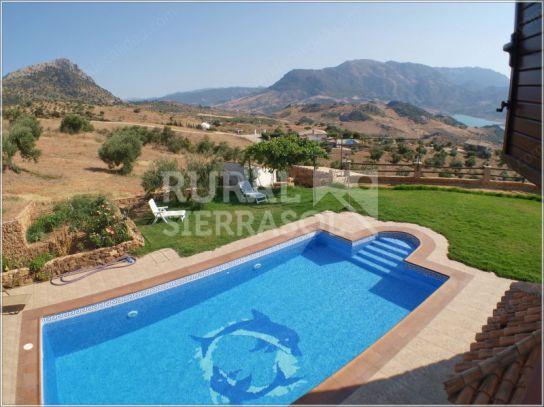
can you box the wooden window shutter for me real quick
[502,2,542,187]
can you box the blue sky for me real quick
[3,2,515,99]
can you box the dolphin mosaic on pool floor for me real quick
[192,310,303,404]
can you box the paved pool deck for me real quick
[1,211,513,404]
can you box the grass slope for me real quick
[134,187,541,282]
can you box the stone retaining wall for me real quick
[1,202,51,266]
[289,165,539,193]
[41,217,144,277]
[1,268,31,289]
[2,202,145,287]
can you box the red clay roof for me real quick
[444,282,541,404]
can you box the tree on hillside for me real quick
[98,131,142,174]
[244,135,327,180]
[369,146,384,162]
[416,142,427,157]
[390,153,401,164]
[465,155,477,167]
[2,115,42,172]
[60,113,94,134]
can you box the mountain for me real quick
[220,59,509,119]
[156,86,265,106]
[2,58,120,104]
[434,66,509,89]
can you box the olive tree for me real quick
[2,115,42,172]
[60,113,93,134]
[98,131,142,174]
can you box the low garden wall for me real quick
[41,217,144,277]
[2,201,145,288]
[289,165,539,193]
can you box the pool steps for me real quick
[350,236,436,288]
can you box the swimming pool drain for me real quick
[127,310,138,318]
[253,263,262,270]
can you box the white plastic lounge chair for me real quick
[238,181,268,204]
[148,199,187,224]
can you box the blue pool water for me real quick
[42,232,446,405]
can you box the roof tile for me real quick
[444,282,541,404]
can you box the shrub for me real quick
[477,149,492,160]
[465,156,477,167]
[26,211,67,243]
[185,156,223,209]
[450,159,463,168]
[390,153,401,164]
[141,159,182,195]
[432,141,444,152]
[397,143,410,155]
[196,136,215,154]
[36,270,53,282]
[83,199,130,248]
[166,136,191,153]
[2,255,21,272]
[29,252,54,274]
[60,113,94,134]
[98,131,142,174]
[416,143,427,156]
[34,106,45,117]
[369,146,384,162]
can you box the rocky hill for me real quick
[2,58,120,105]
[220,59,509,120]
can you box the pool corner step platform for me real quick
[350,235,434,287]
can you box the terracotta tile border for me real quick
[15,220,472,405]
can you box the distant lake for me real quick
[452,114,505,129]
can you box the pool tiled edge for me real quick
[41,231,318,326]
[15,216,473,405]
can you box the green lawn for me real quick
[134,186,541,283]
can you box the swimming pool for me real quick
[41,231,446,405]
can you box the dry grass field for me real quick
[2,117,252,220]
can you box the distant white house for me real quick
[299,128,328,142]
[200,122,211,130]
